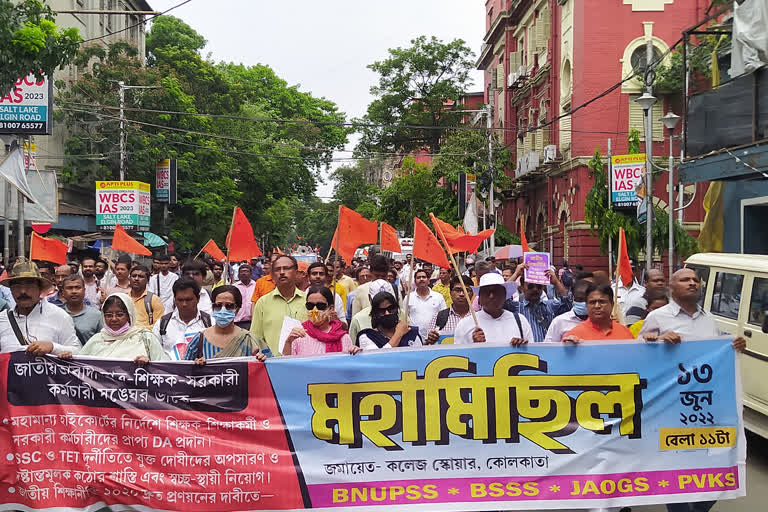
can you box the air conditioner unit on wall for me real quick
[543,145,558,164]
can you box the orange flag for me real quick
[520,218,531,253]
[617,227,633,286]
[226,207,263,261]
[112,225,152,256]
[30,232,69,265]
[380,222,401,253]
[430,213,494,254]
[201,239,226,261]
[413,217,449,268]
[331,205,378,263]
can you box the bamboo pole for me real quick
[612,229,622,320]
[403,257,415,325]
[429,213,479,328]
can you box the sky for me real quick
[149,0,485,199]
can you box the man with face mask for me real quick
[544,279,592,343]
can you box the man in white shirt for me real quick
[407,269,446,338]
[181,260,212,314]
[81,256,102,307]
[544,279,591,343]
[455,272,534,345]
[153,278,211,360]
[615,270,645,318]
[0,260,80,355]
[639,268,745,512]
[148,253,179,312]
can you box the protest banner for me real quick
[95,181,151,231]
[0,339,745,511]
[523,251,550,285]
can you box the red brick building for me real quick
[477,0,708,271]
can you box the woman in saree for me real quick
[61,292,167,363]
[184,285,268,364]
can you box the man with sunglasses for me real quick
[250,255,308,356]
[307,262,347,329]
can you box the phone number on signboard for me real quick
[0,122,45,130]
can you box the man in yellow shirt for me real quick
[250,255,307,356]
[333,259,357,294]
[128,264,164,328]
[431,267,453,307]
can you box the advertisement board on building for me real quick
[156,159,170,201]
[610,153,646,207]
[95,181,151,231]
[0,73,53,135]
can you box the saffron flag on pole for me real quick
[29,232,69,265]
[380,222,401,253]
[226,207,262,261]
[617,227,634,286]
[112,224,152,256]
[331,205,378,263]
[201,239,226,261]
[413,217,450,268]
[520,217,531,253]
[430,213,494,254]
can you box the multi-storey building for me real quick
[1,1,153,237]
[478,0,709,270]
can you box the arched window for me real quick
[620,36,669,93]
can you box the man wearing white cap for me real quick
[454,273,534,345]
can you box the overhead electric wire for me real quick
[77,0,194,44]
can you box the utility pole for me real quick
[486,103,495,254]
[116,82,162,181]
[607,138,613,278]
[119,81,125,181]
[17,137,28,258]
[640,39,656,273]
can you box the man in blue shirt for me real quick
[504,265,571,342]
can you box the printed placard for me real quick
[523,252,551,285]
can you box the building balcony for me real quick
[686,67,768,158]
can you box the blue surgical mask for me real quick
[211,308,236,327]
[573,301,587,317]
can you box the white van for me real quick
[684,253,768,439]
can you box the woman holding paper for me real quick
[184,285,269,363]
[283,286,359,356]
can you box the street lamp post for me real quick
[635,92,657,273]
[661,111,681,278]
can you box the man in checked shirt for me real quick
[425,276,475,345]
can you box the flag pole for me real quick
[194,240,211,261]
[403,254,415,325]
[429,213,479,328]
[224,208,236,285]
[612,229,622,320]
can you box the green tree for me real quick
[584,129,697,262]
[433,128,513,194]
[0,0,80,95]
[358,36,474,155]
[56,17,348,250]
[378,157,459,234]
[330,163,381,211]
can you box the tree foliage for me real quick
[357,36,474,155]
[584,129,698,262]
[0,0,80,95]
[56,16,347,250]
[433,129,513,194]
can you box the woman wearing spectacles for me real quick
[356,291,422,350]
[184,285,269,364]
[283,286,359,356]
[60,293,167,363]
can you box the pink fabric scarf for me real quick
[301,319,345,353]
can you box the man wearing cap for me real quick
[454,273,534,345]
[0,260,80,355]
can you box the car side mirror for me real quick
[763,314,768,334]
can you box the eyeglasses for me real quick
[374,305,398,315]
[212,303,237,311]
[104,312,128,320]
[305,302,329,311]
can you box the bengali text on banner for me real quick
[0,339,746,511]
